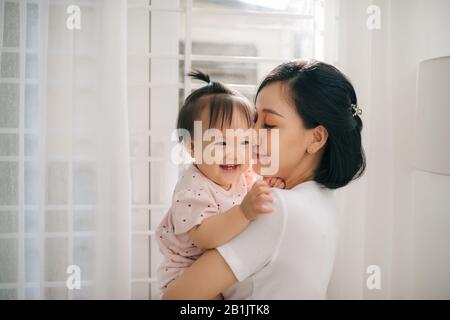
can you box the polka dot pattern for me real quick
[155,164,249,291]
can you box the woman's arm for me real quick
[164,188,285,300]
[162,249,237,300]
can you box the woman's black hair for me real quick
[177,70,253,141]
[256,60,366,189]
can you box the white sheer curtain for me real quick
[328,0,450,299]
[0,0,131,299]
[2,0,450,301]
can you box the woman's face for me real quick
[253,82,326,189]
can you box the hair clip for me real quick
[351,104,363,117]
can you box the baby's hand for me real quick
[239,180,273,221]
[263,177,286,189]
[244,166,256,190]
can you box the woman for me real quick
[162,60,366,299]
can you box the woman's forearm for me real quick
[162,249,237,300]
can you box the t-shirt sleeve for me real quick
[217,188,286,282]
[171,188,219,235]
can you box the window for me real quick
[0,0,99,299]
[0,0,333,300]
[126,0,330,299]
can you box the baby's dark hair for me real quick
[177,70,254,142]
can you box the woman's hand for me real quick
[263,177,286,189]
[239,180,273,221]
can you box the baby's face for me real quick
[193,112,252,190]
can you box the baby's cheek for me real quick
[240,163,251,173]
[235,144,251,164]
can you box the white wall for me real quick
[328,0,450,299]
[389,0,450,299]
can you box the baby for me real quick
[156,71,284,298]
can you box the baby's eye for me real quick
[240,140,250,146]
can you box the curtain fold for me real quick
[94,0,131,299]
[327,0,396,300]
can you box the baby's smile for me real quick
[219,164,241,173]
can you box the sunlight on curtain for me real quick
[0,0,131,299]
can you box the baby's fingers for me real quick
[254,179,269,187]
[262,177,275,187]
[257,192,273,203]
[269,177,278,187]
[252,181,272,196]
[262,176,285,189]
[273,178,286,189]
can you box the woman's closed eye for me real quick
[263,123,276,129]
[214,141,226,146]
[254,113,277,129]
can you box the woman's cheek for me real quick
[280,130,299,165]
[265,131,274,157]
[270,129,284,159]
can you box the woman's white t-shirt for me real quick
[218,181,338,300]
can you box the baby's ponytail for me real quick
[188,70,211,84]
[176,70,254,143]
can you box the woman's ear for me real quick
[307,125,328,154]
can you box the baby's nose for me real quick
[224,147,237,162]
